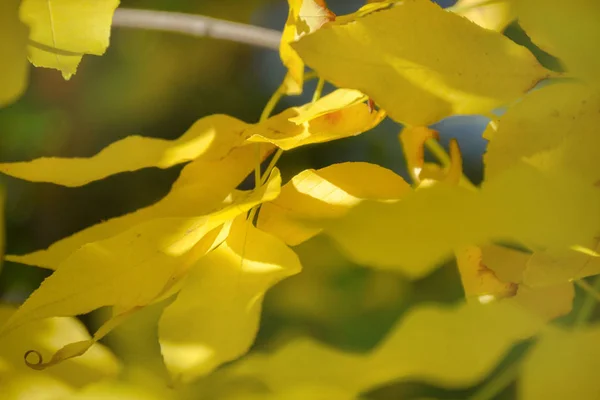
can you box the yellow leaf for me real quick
[0,373,73,400]
[480,243,530,283]
[288,89,367,123]
[0,306,119,387]
[0,114,255,187]
[280,0,335,94]
[521,325,600,400]
[456,245,574,320]
[484,82,600,187]
[0,0,28,108]
[399,126,439,183]
[455,245,518,302]
[246,89,385,150]
[1,170,281,334]
[514,0,600,87]
[20,0,120,79]
[325,164,600,278]
[292,0,549,125]
[6,132,272,270]
[258,162,410,246]
[365,301,544,388]
[233,337,368,396]
[234,301,545,395]
[452,0,514,31]
[522,242,600,287]
[159,216,301,383]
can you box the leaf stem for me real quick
[112,8,281,50]
[574,275,600,326]
[312,77,326,103]
[260,149,284,186]
[254,84,286,188]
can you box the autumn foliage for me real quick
[0,0,599,399]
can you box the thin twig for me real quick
[112,8,282,50]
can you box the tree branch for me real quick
[112,8,282,50]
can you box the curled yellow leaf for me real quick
[246,89,385,150]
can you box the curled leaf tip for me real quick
[24,349,45,370]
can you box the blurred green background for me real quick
[0,1,567,398]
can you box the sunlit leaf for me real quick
[159,217,301,383]
[521,325,600,400]
[293,0,549,125]
[484,82,600,187]
[456,245,574,320]
[0,0,28,108]
[258,162,410,246]
[280,0,335,94]
[514,0,600,87]
[399,126,439,184]
[1,170,281,334]
[325,164,600,278]
[452,0,514,31]
[246,89,385,150]
[455,245,518,302]
[0,115,254,187]
[6,129,272,270]
[20,0,120,79]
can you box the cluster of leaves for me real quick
[1,0,599,399]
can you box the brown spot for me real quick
[324,110,343,125]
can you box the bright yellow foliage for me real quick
[159,217,301,383]
[514,0,600,87]
[247,89,385,150]
[2,0,600,396]
[1,171,280,334]
[258,162,410,246]
[20,0,120,79]
[0,115,255,187]
[484,82,600,187]
[293,0,549,125]
[453,0,514,31]
[0,0,28,108]
[280,0,335,94]
[325,164,600,278]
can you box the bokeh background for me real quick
[0,1,565,398]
